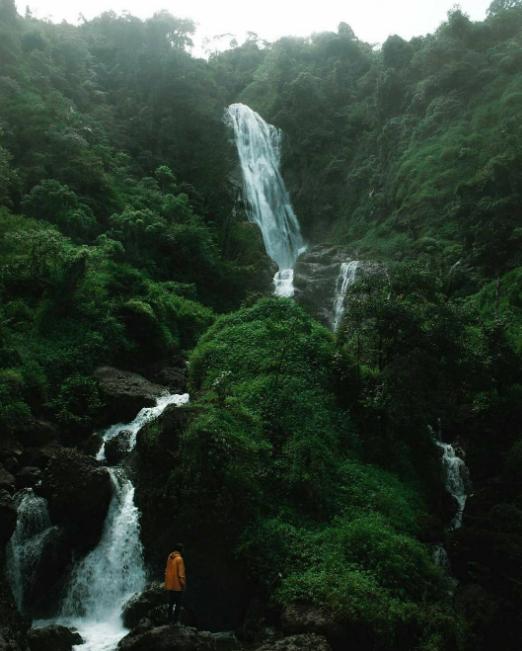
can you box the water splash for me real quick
[59,470,146,622]
[226,103,305,295]
[32,393,189,650]
[6,490,53,613]
[332,261,359,331]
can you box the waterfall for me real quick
[226,103,305,297]
[435,439,470,529]
[6,490,54,613]
[31,392,189,651]
[331,260,359,331]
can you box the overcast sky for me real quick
[15,0,493,53]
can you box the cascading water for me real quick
[31,392,189,651]
[331,260,359,331]
[226,103,305,297]
[435,439,470,529]
[6,490,54,613]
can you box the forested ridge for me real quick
[0,0,521,650]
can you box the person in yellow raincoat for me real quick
[164,544,186,623]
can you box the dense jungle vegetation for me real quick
[1,0,521,649]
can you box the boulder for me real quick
[254,634,332,651]
[281,604,343,639]
[0,564,29,651]
[0,465,15,493]
[20,444,62,471]
[105,430,132,466]
[94,366,167,424]
[27,526,73,618]
[27,625,83,651]
[118,625,224,651]
[122,583,166,629]
[16,466,42,489]
[39,448,112,551]
[17,419,58,448]
[0,490,17,544]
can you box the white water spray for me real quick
[332,261,359,331]
[31,393,189,651]
[226,103,305,296]
[435,439,470,529]
[6,490,54,613]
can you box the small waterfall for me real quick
[31,393,189,651]
[331,260,359,331]
[6,490,54,613]
[435,439,470,529]
[226,103,305,296]
[97,392,189,461]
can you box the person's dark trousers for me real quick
[167,590,183,623]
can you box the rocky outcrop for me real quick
[253,634,332,651]
[39,448,112,551]
[105,430,132,466]
[94,366,167,424]
[0,490,17,545]
[16,419,58,448]
[27,625,83,651]
[0,557,28,651]
[122,583,166,629]
[281,604,343,640]
[15,467,42,490]
[118,625,239,651]
[0,465,15,493]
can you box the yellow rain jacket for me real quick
[164,551,186,591]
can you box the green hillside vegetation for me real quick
[0,0,521,649]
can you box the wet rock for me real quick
[253,634,331,651]
[105,430,132,465]
[0,465,15,493]
[118,625,222,651]
[27,625,83,651]
[281,604,343,639]
[94,366,167,425]
[28,526,73,618]
[39,448,112,551]
[16,466,42,489]
[122,583,166,629]
[0,562,28,651]
[0,490,17,544]
[82,434,103,457]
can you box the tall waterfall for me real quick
[6,490,54,613]
[226,103,305,297]
[29,392,189,651]
[332,261,359,331]
[435,439,470,529]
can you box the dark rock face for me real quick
[27,526,73,618]
[0,558,28,651]
[16,466,42,490]
[17,419,58,448]
[94,366,167,425]
[294,245,354,327]
[105,430,132,466]
[122,583,166,629]
[39,448,112,551]
[253,634,332,651]
[118,625,237,651]
[27,625,83,651]
[281,604,343,640]
[145,360,188,394]
[0,465,16,493]
[0,491,17,545]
